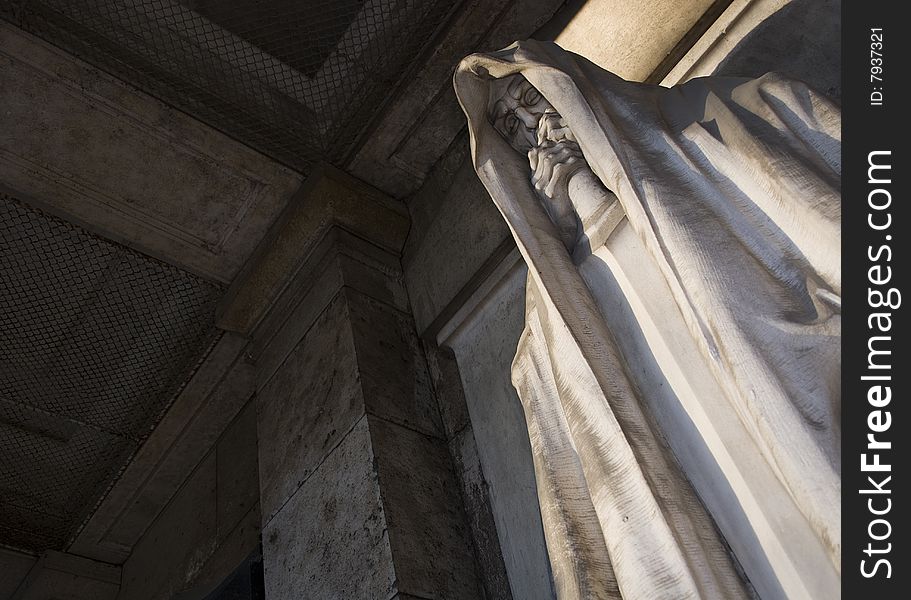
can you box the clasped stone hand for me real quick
[527,110,585,248]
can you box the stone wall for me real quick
[236,166,485,600]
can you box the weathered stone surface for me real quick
[421,333,515,599]
[423,339,513,599]
[449,425,514,600]
[261,417,396,600]
[369,416,481,599]
[347,289,442,438]
[250,239,351,390]
[250,186,486,598]
[256,293,363,523]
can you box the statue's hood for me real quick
[452,40,672,279]
[452,40,841,295]
[451,41,665,335]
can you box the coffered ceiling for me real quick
[2,0,461,171]
[0,196,221,553]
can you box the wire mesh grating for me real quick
[0,195,222,553]
[1,0,462,172]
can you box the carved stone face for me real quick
[487,75,552,153]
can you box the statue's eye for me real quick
[524,87,541,105]
[504,114,518,134]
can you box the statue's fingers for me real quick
[545,161,573,198]
[560,145,583,163]
[554,146,578,165]
[532,151,550,190]
[541,113,563,140]
[534,166,550,191]
[538,146,575,192]
[556,117,577,142]
[538,145,555,164]
[551,126,571,141]
[540,113,553,131]
[538,151,559,190]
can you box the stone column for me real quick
[218,165,482,600]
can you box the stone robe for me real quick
[454,40,840,599]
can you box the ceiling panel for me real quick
[0,196,221,552]
[1,0,461,171]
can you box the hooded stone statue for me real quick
[453,40,840,599]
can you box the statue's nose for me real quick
[515,106,538,129]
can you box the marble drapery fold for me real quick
[454,40,840,599]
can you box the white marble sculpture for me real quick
[454,40,840,599]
